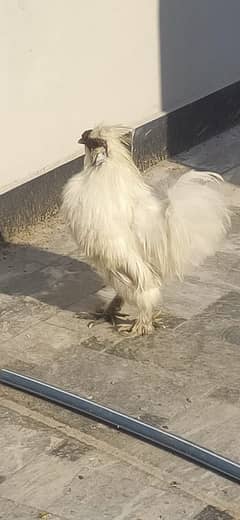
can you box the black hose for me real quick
[0,368,239,483]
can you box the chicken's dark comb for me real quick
[78,129,92,144]
[78,129,108,154]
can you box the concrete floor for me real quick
[1,125,240,520]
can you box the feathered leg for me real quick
[117,307,154,337]
[117,287,160,337]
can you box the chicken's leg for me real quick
[76,295,128,328]
[117,308,172,336]
[116,287,161,337]
[117,315,153,336]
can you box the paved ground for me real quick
[1,125,240,520]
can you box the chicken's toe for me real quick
[117,319,153,337]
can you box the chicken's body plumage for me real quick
[62,126,230,336]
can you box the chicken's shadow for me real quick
[0,241,103,313]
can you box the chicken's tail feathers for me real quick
[166,169,231,278]
[172,169,224,186]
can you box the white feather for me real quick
[62,125,231,334]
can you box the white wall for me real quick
[1,0,240,193]
[0,0,160,193]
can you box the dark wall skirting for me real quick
[133,80,240,170]
[0,156,84,241]
[1,80,240,239]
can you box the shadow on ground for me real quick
[0,241,103,313]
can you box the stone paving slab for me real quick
[174,125,240,174]
[0,497,64,520]
[1,126,240,519]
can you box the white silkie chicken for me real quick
[62,125,230,336]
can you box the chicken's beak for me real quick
[95,150,107,166]
[93,148,107,166]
